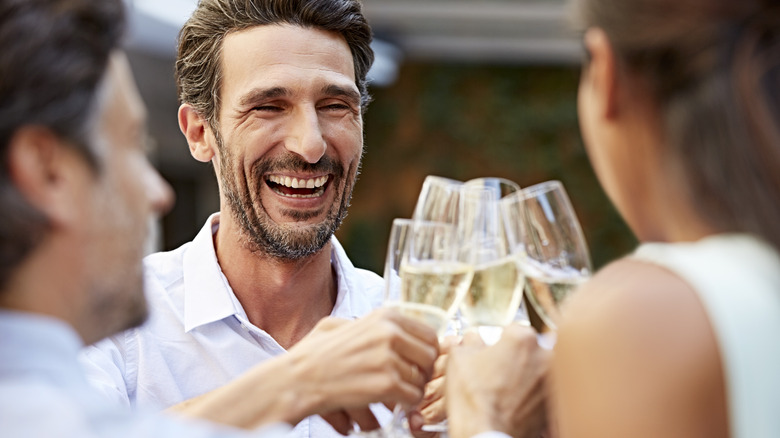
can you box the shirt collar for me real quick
[183,213,239,332]
[183,213,374,332]
[330,236,363,319]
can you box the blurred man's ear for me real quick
[178,104,216,163]
[5,126,87,228]
[582,28,619,120]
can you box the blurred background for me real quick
[125,0,636,274]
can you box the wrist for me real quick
[274,348,326,423]
[449,404,510,438]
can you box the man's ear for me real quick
[178,103,216,163]
[5,126,86,227]
[582,28,619,120]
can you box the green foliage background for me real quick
[336,62,637,275]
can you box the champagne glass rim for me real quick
[391,217,455,228]
[423,175,463,186]
[464,176,521,191]
[522,180,564,198]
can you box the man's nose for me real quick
[284,106,327,163]
[146,165,175,216]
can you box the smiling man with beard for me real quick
[223,151,352,260]
[79,0,440,436]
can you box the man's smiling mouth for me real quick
[265,174,330,198]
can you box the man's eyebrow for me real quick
[238,87,289,107]
[321,84,361,105]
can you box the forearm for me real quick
[166,353,319,429]
[166,309,440,430]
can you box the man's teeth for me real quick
[266,175,329,197]
[267,175,329,189]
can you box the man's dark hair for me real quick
[176,0,374,135]
[0,0,125,289]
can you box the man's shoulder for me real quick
[343,264,384,298]
[345,267,385,312]
[143,241,192,289]
[351,265,383,285]
[329,236,383,289]
[143,214,219,289]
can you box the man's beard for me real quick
[217,135,359,261]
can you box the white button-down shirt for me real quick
[80,213,387,438]
[1,310,291,438]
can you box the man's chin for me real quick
[252,220,336,261]
[258,233,332,260]
[273,204,330,222]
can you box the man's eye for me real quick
[253,105,282,112]
[323,103,351,111]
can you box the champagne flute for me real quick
[463,178,530,322]
[384,218,472,336]
[502,180,592,346]
[410,176,466,434]
[457,181,528,345]
[381,218,473,438]
[411,175,466,336]
[413,177,527,433]
[464,176,521,199]
[412,175,463,225]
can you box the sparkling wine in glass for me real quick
[380,218,473,438]
[502,180,592,344]
[457,180,529,345]
[408,176,467,435]
[386,219,473,337]
[410,175,467,336]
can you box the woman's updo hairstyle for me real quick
[573,0,780,249]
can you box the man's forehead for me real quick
[219,23,356,83]
[93,52,146,145]
[109,52,145,116]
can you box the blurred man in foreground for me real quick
[0,0,437,436]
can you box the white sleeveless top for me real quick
[632,234,780,438]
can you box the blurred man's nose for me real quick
[146,165,175,216]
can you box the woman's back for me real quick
[553,233,780,438]
[633,234,780,437]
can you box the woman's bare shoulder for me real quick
[551,257,728,438]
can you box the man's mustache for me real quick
[253,154,343,178]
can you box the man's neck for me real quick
[213,218,338,350]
